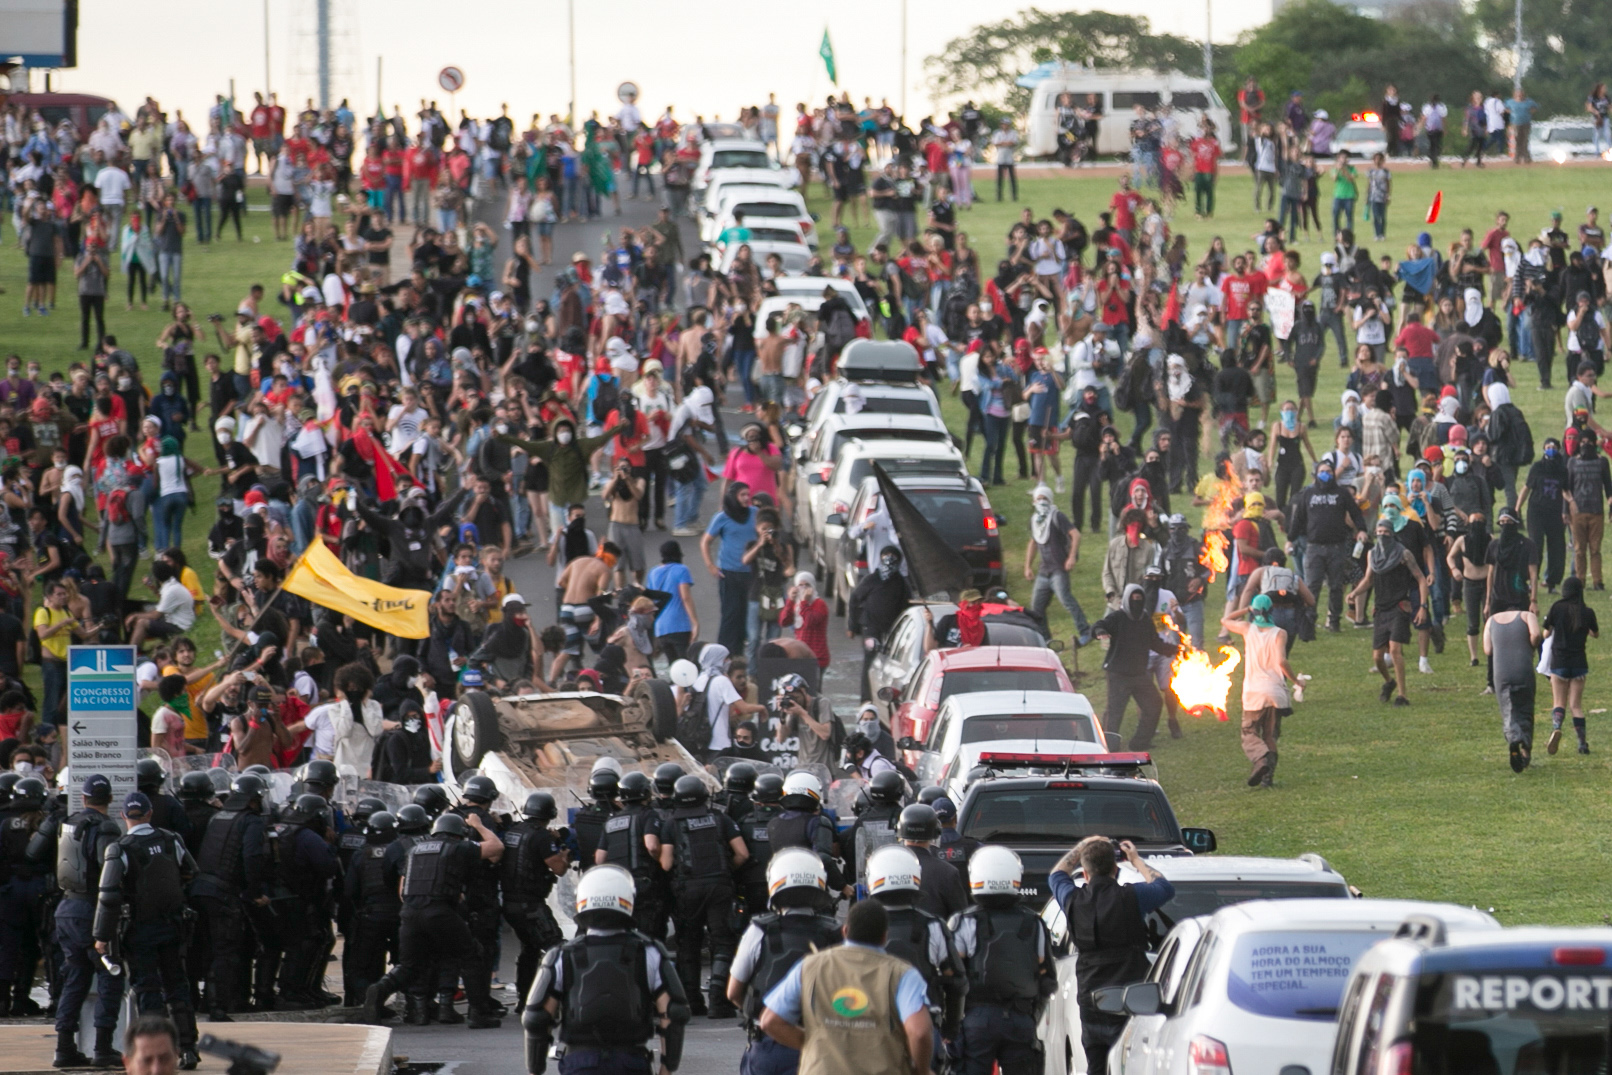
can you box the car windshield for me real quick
[827,428,950,459]
[1411,969,1611,1073]
[712,150,772,170]
[959,716,1099,745]
[1225,929,1387,1021]
[735,202,802,218]
[939,670,1062,701]
[960,787,1175,843]
[837,396,935,416]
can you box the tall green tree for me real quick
[1474,0,1607,115]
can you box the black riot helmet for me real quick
[366,811,397,843]
[11,776,45,809]
[618,771,652,804]
[352,796,388,824]
[673,774,710,807]
[413,784,449,818]
[179,771,217,801]
[868,770,905,806]
[0,772,19,804]
[300,759,338,789]
[724,762,758,795]
[917,785,946,805]
[588,769,620,802]
[228,773,266,804]
[291,793,332,829]
[206,767,233,795]
[395,804,430,833]
[653,762,685,800]
[752,773,785,805]
[897,803,941,842]
[432,812,469,838]
[136,758,167,792]
[523,792,558,823]
[242,764,272,777]
[462,775,498,805]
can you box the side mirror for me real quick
[1105,731,1123,752]
[876,685,900,703]
[897,736,923,751]
[806,472,826,486]
[1046,639,1066,653]
[1122,982,1164,1016]
[1181,827,1218,854]
[1092,985,1128,1015]
[826,513,845,527]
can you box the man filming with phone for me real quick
[1048,836,1175,1075]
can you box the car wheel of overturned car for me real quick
[631,678,678,742]
[452,690,503,772]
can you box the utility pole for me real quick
[263,0,271,96]
[568,0,577,128]
[1204,0,1213,82]
[376,56,382,119]
[900,0,908,119]
[316,0,331,110]
[1512,0,1524,91]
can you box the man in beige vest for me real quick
[759,900,933,1075]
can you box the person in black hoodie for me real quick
[355,488,467,590]
[848,545,912,701]
[371,699,437,784]
[370,654,423,720]
[421,594,475,698]
[1518,437,1569,593]
[1091,584,1180,749]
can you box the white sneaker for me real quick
[1054,476,1065,495]
[1418,657,1434,675]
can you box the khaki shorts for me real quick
[1253,370,1276,405]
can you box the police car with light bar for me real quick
[948,750,1216,901]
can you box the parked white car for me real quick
[694,139,778,191]
[701,188,817,249]
[907,690,1104,802]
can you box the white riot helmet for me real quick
[968,845,1024,899]
[866,845,923,899]
[590,756,624,780]
[574,864,636,925]
[766,847,828,909]
[669,659,699,688]
[781,770,823,809]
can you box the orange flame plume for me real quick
[1196,471,1243,581]
[1165,616,1240,720]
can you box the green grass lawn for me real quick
[812,163,1612,926]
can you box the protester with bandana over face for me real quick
[1222,593,1301,787]
[1518,437,1569,594]
[1024,484,1092,649]
[848,546,911,702]
[1102,507,1157,612]
[1350,513,1431,707]
[1287,458,1369,633]
[1091,584,1180,749]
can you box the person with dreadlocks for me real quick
[1350,512,1431,707]
[1222,594,1301,788]
[1090,584,1180,750]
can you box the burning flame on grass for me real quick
[1197,471,1243,580]
[1165,616,1240,720]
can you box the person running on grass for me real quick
[1350,514,1430,707]
[1542,576,1598,756]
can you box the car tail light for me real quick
[815,462,835,482]
[1379,1041,1413,1075]
[984,513,998,534]
[987,560,1002,569]
[832,501,850,517]
[1554,947,1606,965]
[800,219,813,233]
[854,558,867,569]
[1188,1036,1232,1075]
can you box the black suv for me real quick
[953,761,1216,901]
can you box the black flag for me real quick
[872,461,973,601]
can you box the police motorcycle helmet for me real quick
[0,771,21,804]
[780,771,822,811]
[766,847,829,910]
[290,793,332,830]
[672,774,709,808]
[522,793,557,824]
[865,845,924,903]
[968,845,1024,905]
[588,768,620,802]
[574,863,637,926]
[752,773,785,805]
[227,773,267,806]
[395,804,431,834]
[298,758,339,790]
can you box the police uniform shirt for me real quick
[729,908,856,987]
[656,811,742,861]
[763,941,929,1025]
[866,912,952,975]
[946,910,1050,963]
[550,928,665,992]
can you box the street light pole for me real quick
[900,0,908,119]
[1512,0,1524,91]
[263,0,271,97]
[568,0,577,129]
[1204,0,1213,82]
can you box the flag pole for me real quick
[215,541,312,669]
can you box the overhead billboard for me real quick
[0,0,78,68]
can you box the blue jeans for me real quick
[385,174,404,222]
[1279,195,1303,238]
[1331,197,1356,234]
[157,251,183,304]
[153,491,189,550]
[438,207,458,233]
[732,347,757,406]
[673,468,706,530]
[1029,571,1091,637]
[194,198,213,242]
[1368,199,1388,239]
[746,600,782,667]
[979,413,1008,484]
[41,657,65,725]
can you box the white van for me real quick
[1024,66,1232,158]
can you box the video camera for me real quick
[198,1035,281,1075]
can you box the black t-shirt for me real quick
[869,174,894,209]
[1486,535,1539,609]
[1374,561,1415,609]
[0,612,22,676]
[31,530,65,580]
[1393,520,1431,575]
[360,224,392,266]
[25,220,58,259]
[1212,367,1254,415]
[1238,324,1273,370]
[1524,459,1568,517]
[930,202,956,248]
[470,497,509,545]
[891,176,919,213]
[224,441,258,497]
[1544,602,1599,668]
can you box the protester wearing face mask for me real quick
[779,571,830,670]
[1350,513,1430,707]
[1565,436,1612,589]
[1485,505,1539,624]
[1091,584,1181,750]
[1024,484,1091,652]
[1517,437,1569,594]
[1379,491,1439,675]
[848,545,912,701]
[496,416,621,523]
[741,510,792,669]
[1286,459,1369,633]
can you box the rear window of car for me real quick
[908,489,988,541]
[1170,91,1210,110]
[1549,127,1595,143]
[841,459,963,490]
[961,787,1174,843]
[959,715,1098,744]
[735,201,802,218]
[1156,881,1352,923]
[940,669,1061,700]
[712,150,772,170]
[827,428,950,459]
[1225,929,1386,1021]
[748,227,801,243]
[837,396,935,416]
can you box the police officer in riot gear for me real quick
[363,811,505,1028]
[522,864,691,1075]
[898,804,968,920]
[501,792,569,1013]
[394,804,430,838]
[448,774,507,1024]
[573,768,619,866]
[651,763,684,817]
[342,811,400,1008]
[658,775,747,1018]
[0,775,49,1017]
[338,798,387,872]
[866,845,966,1056]
[843,770,905,888]
[136,759,193,844]
[596,771,666,940]
[948,847,1056,1075]
[0,771,21,806]
[413,784,450,820]
[932,797,979,877]
[726,848,842,1075]
[176,773,220,858]
[190,773,269,1020]
[49,774,127,1067]
[766,771,846,900]
[94,792,201,1070]
[267,794,339,1009]
[1048,836,1174,1075]
[737,774,785,919]
[713,763,757,822]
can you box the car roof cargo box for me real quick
[838,340,921,383]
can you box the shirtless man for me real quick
[675,308,714,403]
[554,551,612,680]
[756,313,789,406]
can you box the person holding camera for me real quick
[772,673,842,772]
[1048,836,1174,1075]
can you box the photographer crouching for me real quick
[1048,837,1174,1075]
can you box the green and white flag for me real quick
[820,28,837,85]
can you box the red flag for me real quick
[1163,282,1182,327]
[1425,191,1443,224]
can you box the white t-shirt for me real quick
[387,404,429,455]
[958,351,981,393]
[915,323,948,367]
[704,674,742,751]
[990,129,1019,165]
[1184,282,1223,311]
[1354,305,1387,345]
[244,413,284,471]
[1567,311,1608,353]
[156,455,188,498]
[157,577,196,629]
[321,271,353,309]
[151,706,185,740]
[1029,237,1065,277]
[94,167,131,206]
[1484,97,1507,133]
[616,103,642,131]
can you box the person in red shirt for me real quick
[249,92,274,175]
[267,93,286,138]
[282,125,311,166]
[1220,254,1266,349]
[1189,123,1222,218]
[359,145,387,210]
[1479,210,1510,311]
[1237,77,1265,147]
[405,144,439,226]
[779,571,830,668]
[1109,175,1142,238]
[382,140,407,223]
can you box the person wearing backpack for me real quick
[1483,381,1533,509]
[677,644,767,759]
[1236,547,1317,653]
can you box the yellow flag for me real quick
[283,539,431,639]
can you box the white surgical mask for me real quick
[556,431,573,445]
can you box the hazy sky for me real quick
[42,0,1268,127]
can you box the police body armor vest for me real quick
[454,804,502,907]
[402,836,467,902]
[601,804,653,876]
[766,811,819,853]
[337,828,367,870]
[356,845,401,915]
[0,807,44,880]
[572,803,614,865]
[712,790,753,824]
[196,808,252,889]
[670,806,727,882]
[883,904,947,1006]
[739,803,781,882]
[853,807,900,881]
[120,829,187,923]
[743,912,842,1021]
[559,931,655,1048]
[1067,875,1152,1002]
[266,822,304,891]
[58,810,116,896]
[960,905,1041,1005]
[500,820,556,904]
[182,803,218,856]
